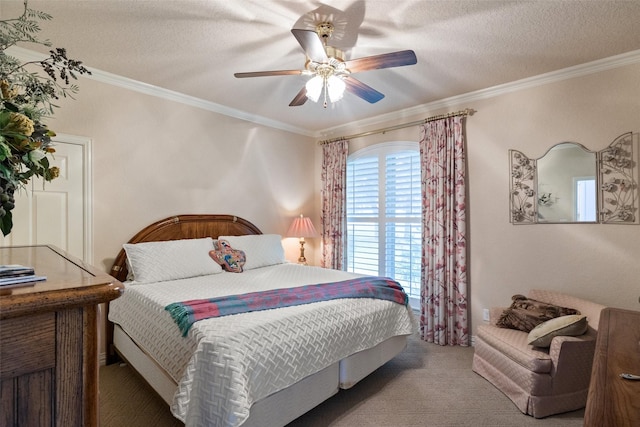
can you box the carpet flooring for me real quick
[99,333,585,426]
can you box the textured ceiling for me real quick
[2,0,640,135]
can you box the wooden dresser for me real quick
[584,307,640,427]
[0,245,123,427]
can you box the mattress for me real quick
[109,263,416,427]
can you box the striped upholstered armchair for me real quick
[472,289,606,418]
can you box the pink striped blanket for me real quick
[165,276,408,336]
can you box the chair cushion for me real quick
[527,315,588,347]
[477,324,552,373]
[496,294,580,332]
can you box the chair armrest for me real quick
[548,335,597,394]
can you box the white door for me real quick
[0,135,91,262]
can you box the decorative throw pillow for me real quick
[217,234,285,270]
[209,239,246,273]
[496,294,580,332]
[123,237,222,284]
[527,315,588,347]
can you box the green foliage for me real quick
[0,0,90,236]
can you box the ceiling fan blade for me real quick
[234,70,304,78]
[289,86,308,106]
[345,50,417,73]
[291,29,328,63]
[344,77,384,103]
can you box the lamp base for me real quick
[297,240,308,265]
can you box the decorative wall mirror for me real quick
[510,132,638,224]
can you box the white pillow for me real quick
[123,237,222,284]
[527,314,588,347]
[218,234,285,270]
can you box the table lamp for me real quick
[286,214,318,265]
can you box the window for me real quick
[346,142,421,307]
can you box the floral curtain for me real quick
[419,116,469,346]
[320,139,348,269]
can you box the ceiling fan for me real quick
[234,22,417,108]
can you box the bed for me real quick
[107,214,416,427]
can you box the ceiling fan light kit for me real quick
[234,21,417,108]
[305,74,346,104]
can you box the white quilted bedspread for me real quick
[109,263,416,427]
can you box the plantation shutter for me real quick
[384,151,421,298]
[347,155,379,275]
[346,145,421,300]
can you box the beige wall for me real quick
[39,60,640,347]
[466,62,640,336]
[320,61,640,337]
[49,79,319,270]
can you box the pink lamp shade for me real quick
[286,215,318,265]
[286,215,318,238]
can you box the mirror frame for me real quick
[509,132,638,225]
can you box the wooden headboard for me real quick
[109,214,262,283]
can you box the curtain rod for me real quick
[318,108,476,145]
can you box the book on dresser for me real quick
[0,264,46,286]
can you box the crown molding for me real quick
[5,46,316,138]
[317,49,640,138]
[7,46,639,139]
